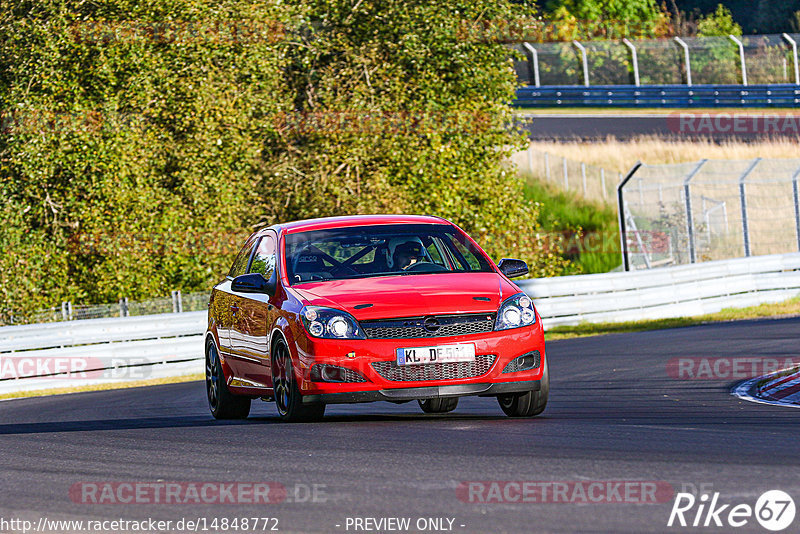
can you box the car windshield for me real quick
[285,223,494,284]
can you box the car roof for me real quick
[269,214,451,235]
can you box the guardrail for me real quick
[515,84,800,107]
[518,253,800,327]
[1,252,798,395]
[0,312,207,395]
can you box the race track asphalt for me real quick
[1,317,798,533]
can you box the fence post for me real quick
[622,38,640,86]
[563,157,569,189]
[572,40,590,86]
[729,35,748,86]
[581,163,587,195]
[617,162,644,272]
[674,37,692,86]
[601,168,607,199]
[793,165,800,252]
[523,43,541,88]
[61,301,72,321]
[544,152,550,180]
[782,33,800,85]
[683,159,708,264]
[171,290,183,313]
[527,144,534,174]
[119,297,129,318]
[738,158,761,257]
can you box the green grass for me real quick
[523,177,620,274]
[545,296,800,341]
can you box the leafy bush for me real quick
[0,0,569,321]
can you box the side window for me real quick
[446,235,482,271]
[228,236,258,278]
[249,235,277,279]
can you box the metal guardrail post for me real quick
[683,159,708,264]
[782,33,800,85]
[617,162,643,272]
[738,158,761,257]
[563,157,569,189]
[527,144,534,173]
[119,297,129,318]
[622,38,640,86]
[793,165,800,252]
[573,41,590,86]
[729,35,748,86]
[522,43,541,88]
[674,37,692,86]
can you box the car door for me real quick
[218,235,259,381]
[228,232,278,388]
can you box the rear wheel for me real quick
[273,338,326,423]
[206,341,251,419]
[497,359,549,417]
[418,398,459,414]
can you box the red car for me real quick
[205,215,548,422]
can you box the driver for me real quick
[388,237,426,271]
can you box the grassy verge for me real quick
[0,373,203,401]
[523,176,620,274]
[545,296,800,341]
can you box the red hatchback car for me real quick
[205,215,548,422]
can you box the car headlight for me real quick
[495,293,536,331]
[300,306,365,339]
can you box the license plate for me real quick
[396,344,476,366]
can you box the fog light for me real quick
[502,351,541,374]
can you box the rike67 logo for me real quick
[668,490,796,531]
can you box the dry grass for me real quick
[526,137,800,174]
[0,373,203,401]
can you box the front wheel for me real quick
[272,338,326,423]
[206,341,251,419]
[497,359,549,417]
[418,398,459,414]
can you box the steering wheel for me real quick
[405,262,448,273]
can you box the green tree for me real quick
[696,4,742,36]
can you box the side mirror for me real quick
[497,258,529,279]
[231,273,276,296]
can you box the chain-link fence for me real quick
[4,291,210,326]
[514,146,620,202]
[621,158,800,270]
[512,33,800,86]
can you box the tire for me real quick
[497,359,549,417]
[273,338,326,423]
[206,341,251,420]
[418,397,459,414]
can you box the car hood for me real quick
[290,273,519,320]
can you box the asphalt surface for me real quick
[518,113,800,141]
[1,317,799,533]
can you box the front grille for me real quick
[362,314,495,339]
[371,354,497,382]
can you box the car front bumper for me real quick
[302,379,541,404]
[292,321,545,402]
